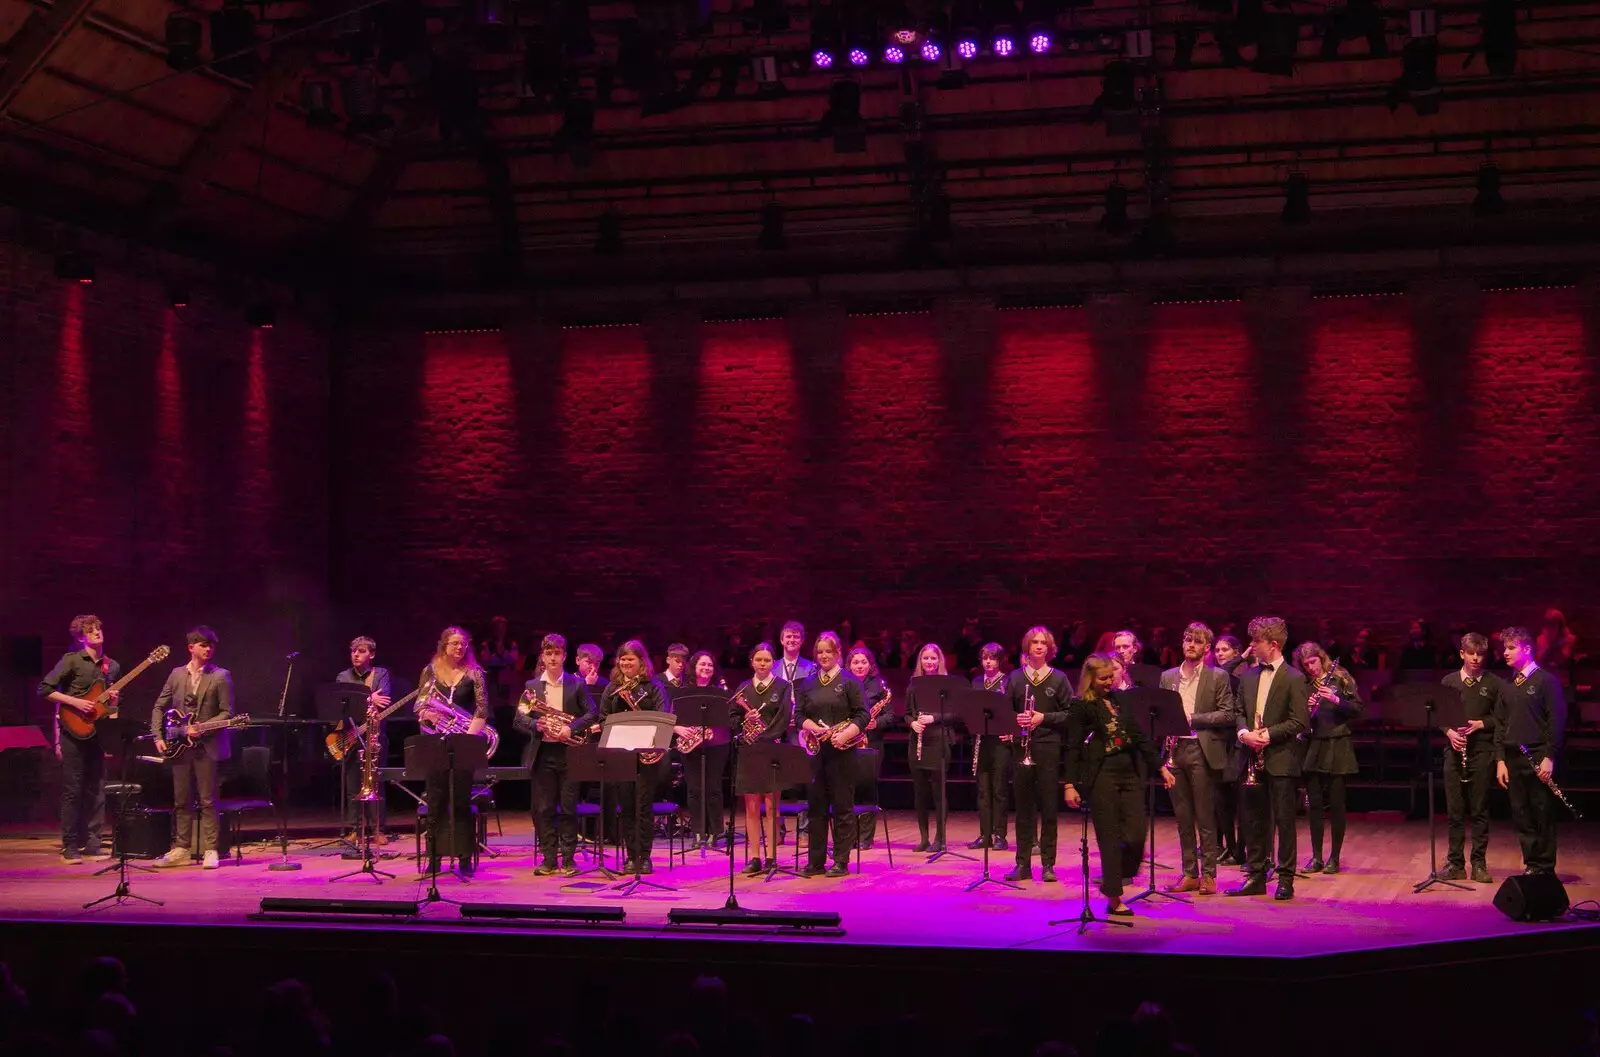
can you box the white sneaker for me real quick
[156,848,192,867]
[202,851,220,870]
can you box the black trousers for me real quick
[343,734,387,830]
[424,769,476,863]
[532,747,579,864]
[1443,741,1494,868]
[1304,772,1347,861]
[1215,778,1240,858]
[1089,753,1147,898]
[975,738,1011,842]
[172,754,220,854]
[684,742,730,839]
[1241,772,1297,880]
[617,757,669,863]
[59,732,105,854]
[806,746,858,868]
[1012,739,1060,866]
[911,766,947,844]
[1167,739,1219,878]
[1505,754,1558,874]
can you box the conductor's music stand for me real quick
[599,712,677,896]
[741,742,811,882]
[943,685,1017,889]
[1119,686,1191,906]
[562,744,638,885]
[313,682,372,855]
[908,674,977,864]
[1389,684,1471,893]
[405,733,488,905]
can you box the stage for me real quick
[3,812,1598,1055]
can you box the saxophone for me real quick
[863,687,892,734]
[356,700,382,803]
[617,678,665,764]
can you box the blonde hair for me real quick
[1078,653,1119,700]
[432,626,482,671]
[1020,625,1057,657]
[915,643,949,676]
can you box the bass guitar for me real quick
[157,709,253,761]
[57,646,171,740]
[325,688,420,761]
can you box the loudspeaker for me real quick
[1493,872,1569,921]
[113,808,173,860]
[3,635,43,678]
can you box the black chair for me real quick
[216,745,274,863]
[851,748,892,873]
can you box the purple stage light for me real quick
[848,47,869,66]
[1030,31,1052,53]
[884,45,905,64]
[813,49,834,68]
[922,40,942,61]
[993,35,1015,57]
[956,38,978,59]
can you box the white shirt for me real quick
[541,670,564,716]
[1024,662,1051,684]
[1255,659,1280,730]
[1519,660,1538,679]
[1177,660,1204,729]
[753,677,773,694]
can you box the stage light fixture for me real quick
[457,902,625,923]
[257,897,418,918]
[1281,171,1311,224]
[751,55,786,98]
[848,47,870,66]
[1098,181,1130,234]
[956,36,979,59]
[246,304,277,329]
[886,2,921,44]
[813,48,835,68]
[596,210,623,256]
[922,39,944,62]
[811,10,840,68]
[1029,28,1052,53]
[884,44,906,63]
[163,14,202,71]
[54,252,95,284]
[758,201,786,250]
[209,4,258,80]
[666,907,843,931]
[1473,162,1505,215]
[993,32,1016,57]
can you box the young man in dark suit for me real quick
[151,626,235,870]
[1439,632,1503,884]
[1494,626,1567,876]
[1158,622,1237,895]
[335,636,392,843]
[1226,616,1309,901]
[513,634,598,877]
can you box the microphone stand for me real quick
[1051,732,1131,934]
[724,715,740,910]
[268,655,302,872]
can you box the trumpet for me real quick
[800,720,865,756]
[1519,745,1583,819]
[1017,685,1036,768]
[616,677,665,765]
[515,689,592,746]
[1242,719,1266,787]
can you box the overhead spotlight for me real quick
[751,55,787,98]
[1093,61,1139,135]
[811,10,841,68]
[1282,171,1311,224]
[163,14,202,71]
[956,34,980,60]
[757,201,786,250]
[818,79,866,153]
[1251,13,1298,75]
[922,38,943,62]
[596,210,622,256]
[209,2,258,80]
[1029,27,1053,53]
[1473,162,1505,215]
[341,68,393,134]
[1172,24,1196,69]
[302,80,336,126]
[848,46,871,66]
[168,286,190,309]
[54,252,95,284]
[1098,181,1130,234]
[884,44,906,64]
[1477,0,1516,75]
[246,303,277,329]
[992,30,1017,57]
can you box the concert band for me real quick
[1007,626,1072,883]
[1293,642,1363,874]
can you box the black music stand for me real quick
[742,742,810,882]
[314,682,372,856]
[267,655,302,872]
[1049,802,1133,934]
[944,686,1017,889]
[1389,684,1471,893]
[405,733,487,904]
[673,691,732,858]
[909,675,976,864]
[83,720,163,909]
[599,712,677,896]
[562,744,637,885]
[1119,686,1191,906]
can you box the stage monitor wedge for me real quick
[667,907,842,931]
[256,897,419,917]
[458,903,624,923]
[1492,873,1570,921]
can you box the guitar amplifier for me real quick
[113,808,172,860]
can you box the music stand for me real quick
[562,744,637,885]
[314,682,372,855]
[1388,684,1471,893]
[944,686,1017,888]
[908,675,976,864]
[741,742,811,882]
[1118,686,1191,906]
[599,712,677,896]
[405,733,488,905]
[672,691,731,857]
[83,720,163,909]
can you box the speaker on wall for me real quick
[3,635,43,678]
[1492,872,1569,921]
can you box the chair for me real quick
[415,801,481,869]
[779,801,808,869]
[651,801,684,868]
[216,745,274,863]
[851,748,892,873]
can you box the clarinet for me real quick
[1519,745,1583,819]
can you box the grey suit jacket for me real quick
[151,665,236,762]
[1159,664,1238,775]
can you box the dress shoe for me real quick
[533,861,558,876]
[912,840,930,853]
[60,850,83,865]
[640,859,655,874]
[994,837,1009,851]
[1165,876,1201,893]
[1274,877,1294,901]
[1106,902,1134,918]
[1040,866,1058,883]
[1198,876,1216,895]
[928,841,946,854]
[743,859,764,877]
[1218,850,1240,866]
[458,860,475,877]
[968,837,990,850]
[1226,876,1268,896]
[800,864,825,878]
[1304,857,1325,873]
[1439,864,1467,881]
[825,863,850,878]
[1322,858,1340,875]
[1004,864,1032,883]
[1472,865,1494,884]
[557,862,579,877]
[620,859,639,875]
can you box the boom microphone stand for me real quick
[268,653,302,872]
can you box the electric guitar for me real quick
[57,646,171,740]
[157,709,252,761]
[324,688,420,761]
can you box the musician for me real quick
[1494,626,1567,876]
[845,646,892,849]
[1226,617,1309,900]
[795,632,867,878]
[151,626,234,870]
[512,634,597,877]
[575,643,610,700]
[415,625,491,877]
[1439,632,1503,883]
[335,637,392,843]
[1212,635,1247,677]
[1158,623,1237,894]
[39,615,120,864]
[1066,654,1160,917]
[1209,632,1247,864]
[1293,642,1363,874]
[906,643,954,853]
[1112,630,1162,689]
[599,640,672,874]
[776,621,819,733]
[969,643,1011,852]
[675,651,731,850]
[1005,626,1072,883]
[663,643,688,688]
[734,642,792,875]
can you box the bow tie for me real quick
[1260,664,1277,674]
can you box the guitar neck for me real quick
[104,655,158,695]
[376,689,420,722]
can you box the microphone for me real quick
[286,652,300,659]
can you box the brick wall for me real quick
[332,284,1600,665]
[0,232,330,722]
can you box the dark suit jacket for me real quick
[512,673,598,767]
[1159,664,1238,775]
[151,664,236,762]
[1232,661,1309,777]
[1065,694,1161,790]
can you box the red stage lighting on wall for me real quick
[54,252,95,284]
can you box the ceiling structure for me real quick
[1,0,1598,294]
